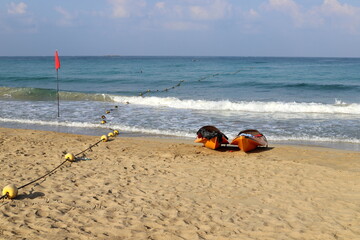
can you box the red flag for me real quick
[55,50,61,70]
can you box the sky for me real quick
[1,0,360,57]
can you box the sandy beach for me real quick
[0,127,359,240]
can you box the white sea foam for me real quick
[268,135,360,144]
[0,118,194,138]
[3,117,359,145]
[0,118,105,129]
[109,124,194,138]
[112,96,360,115]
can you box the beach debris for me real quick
[2,184,18,199]
[65,153,76,162]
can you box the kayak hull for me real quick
[231,129,268,152]
[231,136,260,152]
[195,136,229,150]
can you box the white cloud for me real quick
[55,6,74,26]
[109,0,129,18]
[155,2,166,10]
[146,1,233,31]
[189,0,232,20]
[264,0,360,33]
[315,0,360,33]
[245,9,260,19]
[267,0,300,13]
[7,2,27,15]
[320,0,356,16]
[108,0,146,18]
[266,0,304,26]
[233,8,262,35]
[2,2,36,33]
[163,21,207,30]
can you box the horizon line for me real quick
[1,55,360,59]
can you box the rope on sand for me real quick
[1,109,120,201]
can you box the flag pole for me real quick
[54,50,61,117]
[56,69,60,117]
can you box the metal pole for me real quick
[57,69,60,117]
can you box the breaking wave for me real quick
[0,87,114,102]
[113,96,360,115]
[2,87,359,115]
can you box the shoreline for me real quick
[1,127,360,239]
[1,122,360,152]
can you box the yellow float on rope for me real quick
[101,135,108,142]
[2,184,18,199]
[65,153,76,162]
[101,120,106,124]
[108,132,114,137]
[106,110,110,114]
[113,130,119,136]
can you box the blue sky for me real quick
[1,0,360,57]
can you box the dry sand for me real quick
[0,128,359,240]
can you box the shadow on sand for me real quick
[216,145,274,153]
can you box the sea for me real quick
[0,56,359,151]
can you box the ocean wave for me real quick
[109,124,194,138]
[0,117,105,129]
[2,87,359,115]
[0,117,194,138]
[1,117,359,145]
[281,82,359,91]
[0,87,114,102]
[268,135,360,144]
[110,125,360,144]
[4,76,53,82]
[239,81,360,91]
[112,96,360,115]
[0,87,56,101]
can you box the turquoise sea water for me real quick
[0,56,359,151]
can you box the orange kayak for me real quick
[194,136,229,150]
[194,126,229,150]
[231,129,268,152]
